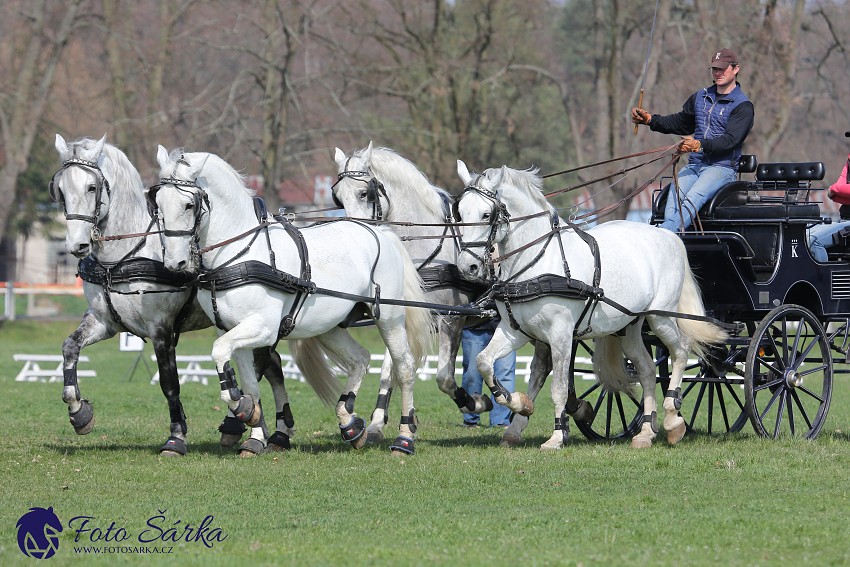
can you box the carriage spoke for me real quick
[770,390,787,438]
[687,382,707,429]
[795,384,825,404]
[716,384,730,431]
[790,389,814,430]
[758,385,784,423]
[707,383,715,433]
[787,391,796,436]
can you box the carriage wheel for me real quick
[745,305,832,440]
[571,340,643,441]
[658,341,750,436]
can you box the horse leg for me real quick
[150,331,190,456]
[61,312,115,435]
[315,328,371,449]
[211,320,274,432]
[620,325,660,449]
[365,352,392,443]
[648,316,688,445]
[374,318,418,455]
[540,337,573,451]
[255,347,294,452]
[502,341,552,447]
[477,328,533,418]
[434,317,491,414]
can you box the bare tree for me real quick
[0,0,85,243]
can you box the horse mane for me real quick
[359,146,449,220]
[499,166,553,214]
[180,150,255,198]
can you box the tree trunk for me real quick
[0,0,82,241]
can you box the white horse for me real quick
[150,146,434,454]
[50,134,310,456]
[454,161,726,449]
[332,143,541,442]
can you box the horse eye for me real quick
[483,212,491,220]
[87,184,97,193]
[185,202,194,211]
[358,190,368,200]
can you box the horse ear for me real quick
[334,147,346,168]
[186,154,207,178]
[457,160,472,185]
[91,134,107,164]
[55,134,69,160]
[156,145,170,170]
[363,141,374,165]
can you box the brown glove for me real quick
[631,107,652,126]
[677,137,702,153]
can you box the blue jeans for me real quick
[461,327,516,426]
[809,221,850,262]
[659,164,737,231]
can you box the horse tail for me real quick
[675,257,727,359]
[388,234,435,366]
[289,338,341,408]
[592,335,636,395]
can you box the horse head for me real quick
[51,133,111,257]
[455,160,512,282]
[332,141,389,220]
[151,145,208,274]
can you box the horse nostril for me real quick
[469,263,479,275]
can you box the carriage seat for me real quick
[702,161,825,220]
[650,155,758,223]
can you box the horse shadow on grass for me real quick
[43,432,390,458]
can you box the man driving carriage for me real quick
[632,47,755,232]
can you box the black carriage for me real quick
[573,156,848,441]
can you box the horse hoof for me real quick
[666,420,686,445]
[220,433,241,447]
[539,442,562,451]
[389,435,414,455]
[514,392,534,417]
[234,397,261,426]
[159,436,187,456]
[73,417,96,436]
[267,431,291,451]
[500,434,522,448]
[572,399,595,423]
[238,437,265,456]
[218,416,246,447]
[630,437,653,449]
[366,430,385,444]
[69,400,95,435]
[340,416,366,447]
[351,433,369,450]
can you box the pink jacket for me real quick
[829,154,850,205]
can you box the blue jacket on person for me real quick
[649,83,754,171]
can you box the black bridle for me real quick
[454,180,511,281]
[49,157,111,228]
[331,165,388,220]
[146,175,210,264]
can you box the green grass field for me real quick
[1,319,849,566]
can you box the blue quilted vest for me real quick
[690,84,750,171]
